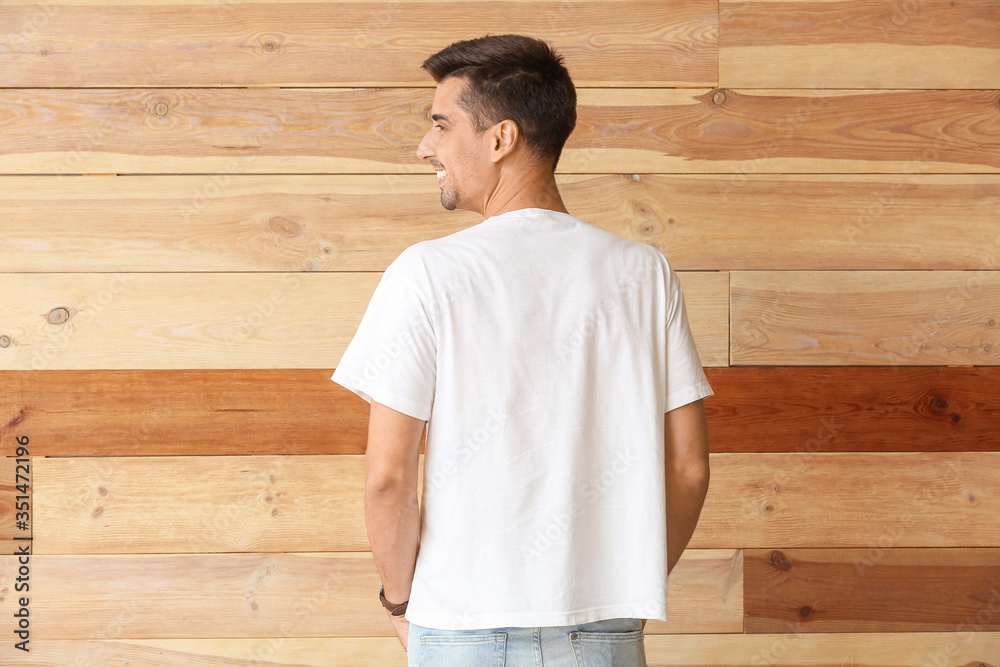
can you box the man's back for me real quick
[335,206,714,630]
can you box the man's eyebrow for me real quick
[431,113,451,123]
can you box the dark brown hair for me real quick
[422,34,577,171]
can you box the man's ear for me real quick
[490,120,519,163]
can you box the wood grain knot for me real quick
[5,407,26,428]
[799,605,813,618]
[769,550,791,571]
[951,413,962,423]
[713,90,727,105]
[930,396,948,411]
[48,307,70,324]
[269,216,301,238]
[154,102,169,116]
[0,335,11,348]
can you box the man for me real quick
[331,34,712,666]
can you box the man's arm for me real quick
[642,398,711,631]
[664,397,711,575]
[364,399,425,606]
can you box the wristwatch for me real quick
[379,586,408,616]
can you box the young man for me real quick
[331,34,713,666]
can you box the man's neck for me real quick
[481,173,568,218]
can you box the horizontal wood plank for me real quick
[4,366,999,457]
[731,270,1000,366]
[2,89,998,174]
[0,370,372,456]
[703,367,1000,452]
[0,0,717,88]
[2,633,999,666]
[22,453,1000,553]
[692,452,999,549]
[1,174,998,272]
[0,271,727,370]
[745,548,1000,633]
[0,550,739,638]
[720,0,1000,88]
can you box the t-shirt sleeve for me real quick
[330,253,436,421]
[664,275,714,413]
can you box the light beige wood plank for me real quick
[0,0,717,88]
[3,633,999,666]
[731,270,1000,366]
[679,271,729,368]
[0,271,727,370]
[693,452,1000,549]
[2,89,997,174]
[0,638,407,667]
[0,550,738,638]
[720,0,1000,88]
[2,174,997,272]
[32,455,378,554]
[32,453,999,553]
[644,632,1000,665]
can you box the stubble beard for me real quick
[440,183,459,211]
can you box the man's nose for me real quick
[416,129,434,160]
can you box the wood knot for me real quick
[713,90,727,105]
[48,307,70,324]
[0,335,10,348]
[268,216,301,238]
[154,102,169,116]
[951,413,962,423]
[769,550,791,571]
[799,605,813,618]
[930,396,948,411]
[92,505,104,517]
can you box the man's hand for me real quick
[388,611,410,650]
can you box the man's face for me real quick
[416,76,495,213]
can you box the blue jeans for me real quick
[407,617,647,666]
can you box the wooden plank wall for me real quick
[1,0,998,664]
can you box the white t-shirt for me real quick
[331,207,714,630]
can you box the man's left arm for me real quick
[364,399,425,612]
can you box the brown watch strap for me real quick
[379,586,409,616]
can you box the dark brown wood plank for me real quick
[4,367,999,456]
[0,0,717,88]
[745,548,1000,633]
[0,369,371,456]
[1,89,998,174]
[703,367,1000,452]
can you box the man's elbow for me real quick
[667,447,710,493]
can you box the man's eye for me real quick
[435,124,445,131]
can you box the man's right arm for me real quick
[642,398,711,631]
